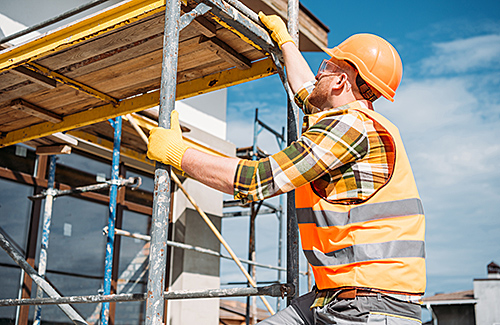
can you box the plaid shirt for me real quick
[234,85,392,205]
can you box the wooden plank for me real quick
[1,46,260,127]
[0,106,31,128]
[36,144,72,155]
[13,36,203,111]
[215,27,262,57]
[199,36,252,70]
[26,62,118,104]
[191,16,217,38]
[22,53,164,110]
[0,21,264,116]
[20,40,219,111]
[10,99,63,123]
[17,47,257,117]
[27,85,102,117]
[36,12,198,72]
[57,33,165,79]
[0,0,167,73]
[11,66,57,89]
[14,82,98,116]
[0,58,276,147]
[0,115,42,133]
[0,71,36,90]
[0,82,47,107]
[177,59,233,83]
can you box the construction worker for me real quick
[147,12,425,325]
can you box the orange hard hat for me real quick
[323,34,403,102]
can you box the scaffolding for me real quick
[0,0,328,324]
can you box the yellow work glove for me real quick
[147,110,189,171]
[258,12,294,49]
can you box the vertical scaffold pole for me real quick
[276,126,285,311]
[101,116,122,325]
[247,109,259,325]
[145,0,180,323]
[33,155,57,325]
[286,0,300,304]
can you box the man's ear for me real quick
[331,73,349,91]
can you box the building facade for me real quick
[1,3,232,323]
[423,262,500,325]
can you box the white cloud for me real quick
[378,41,500,294]
[421,34,500,75]
[378,76,500,189]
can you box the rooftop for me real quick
[423,290,477,305]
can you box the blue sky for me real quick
[222,0,500,302]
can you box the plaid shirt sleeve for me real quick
[234,110,369,202]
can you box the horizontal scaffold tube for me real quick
[28,177,141,200]
[106,227,307,274]
[0,284,294,307]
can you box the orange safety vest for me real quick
[295,106,426,294]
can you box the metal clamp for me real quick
[280,283,295,299]
[106,176,141,189]
[43,188,58,197]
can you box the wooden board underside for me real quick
[0,9,265,133]
[0,0,329,157]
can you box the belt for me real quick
[336,289,378,299]
[335,289,422,303]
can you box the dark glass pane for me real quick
[0,179,34,322]
[56,152,111,180]
[0,266,22,322]
[38,272,102,324]
[113,210,149,325]
[0,144,36,175]
[43,196,107,278]
[0,179,33,264]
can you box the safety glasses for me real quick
[316,59,344,78]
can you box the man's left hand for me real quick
[147,110,189,171]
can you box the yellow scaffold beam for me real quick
[0,0,165,73]
[0,58,276,148]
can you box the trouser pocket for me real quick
[367,312,422,324]
[314,305,369,324]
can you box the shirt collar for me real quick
[303,100,373,132]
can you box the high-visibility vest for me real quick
[295,106,426,294]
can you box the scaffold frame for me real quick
[0,0,325,323]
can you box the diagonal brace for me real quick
[0,231,88,325]
[179,2,212,31]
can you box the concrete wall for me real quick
[474,278,500,325]
[167,179,225,325]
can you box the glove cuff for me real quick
[168,141,189,171]
[273,31,294,49]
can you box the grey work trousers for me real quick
[258,291,422,325]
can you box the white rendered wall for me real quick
[473,278,500,325]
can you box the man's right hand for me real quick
[258,12,294,49]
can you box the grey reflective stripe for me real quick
[304,240,425,267]
[297,198,424,227]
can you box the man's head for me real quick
[323,33,403,103]
[305,34,402,113]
